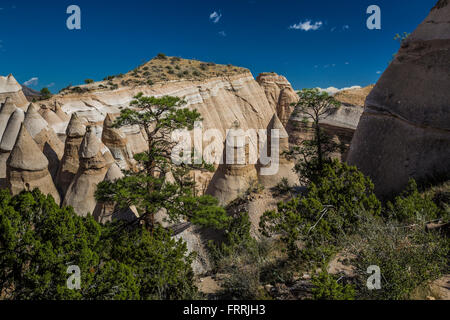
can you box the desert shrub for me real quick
[260,160,381,261]
[349,214,449,300]
[271,178,293,197]
[156,53,167,59]
[311,270,355,300]
[84,79,94,84]
[386,179,442,223]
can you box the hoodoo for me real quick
[56,113,86,197]
[101,113,132,170]
[6,125,60,203]
[347,1,450,197]
[258,114,298,189]
[63,126,114,216]
[23,103,64,179]
[0,108,25,186]
[206,123,258,205]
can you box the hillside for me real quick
[60,55,250,95]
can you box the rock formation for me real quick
[256,72,299,126]
[0,108,24,187]
[101,113,133,170]
[258,114,298,188]
[0,74,28,110]
[0,98,18,141]
[347,1,450,197]
[56,113,86,197]
[23,103,64,179]
[206,123,259,205]
[63,126,114,216]
[287,86,369,162]
[6,124,60,203]
[93,163,139,223]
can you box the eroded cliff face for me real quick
[256,73,299,126]
[347,2,450,197]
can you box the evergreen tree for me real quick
[288,88,341,183]
[95,93,229,232]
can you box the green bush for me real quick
[84,79,94,84]
[0,189,198,300]
[386,179,440,223]
[349,214,449,300]
[260,160,381,260]
[311,270,355,300]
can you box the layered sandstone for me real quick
[256,72,299,126]
[63,126,114,216]
[6,125,60,203]
[348,1,450,197]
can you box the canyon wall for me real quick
[347,2,450,197]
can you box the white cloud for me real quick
[209,11,222,24]
[218,31,226,37]
[343,25,350,30]
[46,82,55,88]
[331,27,336,32]
[289,20,323,31]
[23,77,39,87]
[316,85,362,96]
[376,71,382,74]
[345,62,349,65]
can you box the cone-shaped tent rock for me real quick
[24,103,64,179]
[258,114,298,189]
[63,126,114,216]
[6,125,60,203]
[206,123,258,205]
[56,113,86,197]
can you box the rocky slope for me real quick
[347,1,450,197]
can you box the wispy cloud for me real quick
[343,25,350,30]
[289,20,323,31]
[218,31,226,37]
[376,71,382,74]
[209,11,222,24]
[46,82,55,88]
[23,77,39,87]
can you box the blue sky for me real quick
[0,0,437,92]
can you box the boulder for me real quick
[347,1,450,197]
[6,125,60,203]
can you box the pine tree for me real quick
[95,93,229,233]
